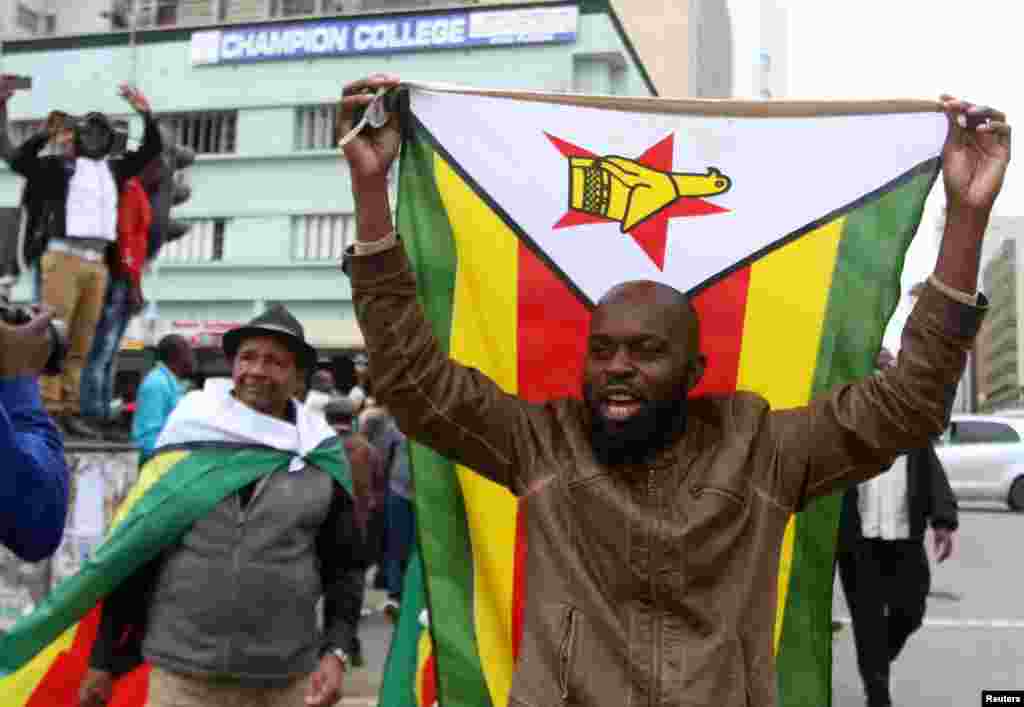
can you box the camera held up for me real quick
[0,304,68,376]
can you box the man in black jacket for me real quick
[3,83,162,439]
[837,351,959,707]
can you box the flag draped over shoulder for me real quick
[0,398,351,706]
[381,84,947,707]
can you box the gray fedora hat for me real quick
[222,304,317,372]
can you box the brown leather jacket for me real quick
[348,244,983,707]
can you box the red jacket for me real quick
[117,177,152,289]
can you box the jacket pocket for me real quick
[558,605,581,703]
[683,485,748,581]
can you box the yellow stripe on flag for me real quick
[735,218,844,654]
[4,623,78,707]
[109,450,190,530]
[435,154,520,707]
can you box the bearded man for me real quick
[335,76,1009,707]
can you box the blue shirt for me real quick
[132,363,185,462]
[0,377,68,561]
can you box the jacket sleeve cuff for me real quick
[343,235,412,285]
[910,277,987,342]
[927,274,983,306]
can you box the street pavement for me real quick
[340,586,393,706]
[833,502,1024,705]
[344,503,1024,706]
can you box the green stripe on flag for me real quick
[393,124,493,707]
[775,164,939,706]
[379,548,428,706]
[1,442,349,675]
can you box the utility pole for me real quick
[130,0,140,87]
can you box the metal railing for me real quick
[159,110,238,155]
[158,218,228,263]
[295,104,340,151]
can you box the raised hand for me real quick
[940,95,1011,214]
[338,74,402,185]
[118,83,151,114]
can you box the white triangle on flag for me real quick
[408,87,946,302]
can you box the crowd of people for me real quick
[0,70,1011,707]
[0,75,194,442]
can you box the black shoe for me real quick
[63,415,104,440]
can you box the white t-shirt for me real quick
[65,157,118,241]
[857,456,911,540]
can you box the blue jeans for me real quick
[80,277,132,421]
[383,494,415,601]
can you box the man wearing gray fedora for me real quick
[79,304,363,707]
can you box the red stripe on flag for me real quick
[26,603,104,707]
[689,267,751,397]
[109,665,152,707]
[420,654,438,707]
[517,244,590,403]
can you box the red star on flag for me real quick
[547,133,730,270]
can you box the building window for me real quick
[159,219,228,263]
[295,104,339,151]
[159,110,237,154]
[270,0,317,16]
[16,3,39,33]
[291,214,354,261]
[43,13,56,34]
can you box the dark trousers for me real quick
[81,277,133,420]
[383,494,415,600]
[837,538,930,707]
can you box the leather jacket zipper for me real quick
[559,606,580,702]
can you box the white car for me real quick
[935,413,1024,511]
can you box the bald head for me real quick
[596,280,700,353]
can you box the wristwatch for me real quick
[326,646,349,670]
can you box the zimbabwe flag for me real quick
[0,441,351,706]
[379,84,947,707]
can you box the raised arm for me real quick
[7,118,49,180]
[765,98,1010,511]
[114,84,163,180]
[340,76,539,493]
[0,80,16,163]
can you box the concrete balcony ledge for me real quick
[65,440,137,454]
[196,149,346,164]
[0,149,345,173]
[155,259,345,271]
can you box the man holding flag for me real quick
[339,75,1008,707]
